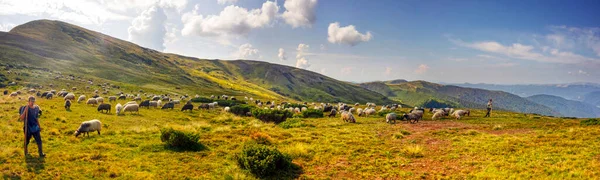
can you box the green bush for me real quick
[160,128,203,151]
[581,119,600,126]
[279,118,314,129]
[190,97,212,103]
[230,104,254,116]
[252,109,293,124]
[237,144,292,178]
[301,109,323,118]
[283,104,307,109]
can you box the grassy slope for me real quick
[2,83,600,179]
[360,81,561,116]
[0,20,393,104]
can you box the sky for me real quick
[1,0,599,84]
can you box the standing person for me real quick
[484,99,493,117]
[19,96,45,157]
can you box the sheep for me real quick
[152,96,160,101]
[349,107,356,113]
[64,93,75,101]
[3,90,8,95]
[402,113,421,123]
[157,100,162,108]
[355,103,360,107]
[140,100,151,108]
[171,100,180,104]
[133,97,142,101]
[224,106,230,112]
[386,113,397,124]
[125,101,137,105]
[40,91,49,98]
[341,111,356,123]
[46,93,54,99]
[108,96,117,102]
[452,110,470,119]
[65,100,71,110]
[78,95,86,103]
[149,101,159,108]
[10,92,18,97]
[162,102,174,110]
[97,104,111,114]
[208,102,218,109]
[72,87,77,91]
[86,98,98,106]
[410,108,425,118]
[432,111,444,120]
[328,109,337,118]
[96,97,104,104]
[198,103,209,110]
[115,103,123,115]
[181,104,194,112]
[294,107,301,114]
[301,107,307,112]
[122,104,139,114]
[364,108,376,117]
[74,119,102,137]
[356,108,364,116]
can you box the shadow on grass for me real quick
[25,155,45,174]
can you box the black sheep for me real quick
[162,102,174,110]
[65,100,71,110]
[36,92,41,97]
[41,92,48,98]
[323,105,333,113]
[231,97,237,101]
[97,104,111,113]
[181,104,194,112]
[328,109,337,118]
[139,100,151,108]
[3,90,8,95]
[118,95,126,100]
[92,94,99,98]
[198,103,209,110]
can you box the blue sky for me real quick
[1,0,599,84]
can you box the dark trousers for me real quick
[25,131,43,155]
[484,108,491,117]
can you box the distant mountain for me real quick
[452,83,600,101]
[360,81,561,116]
[526,94,600,118]
[583,91,600,108]
[0,20,395,104]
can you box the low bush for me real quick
[237,144,292,178]
[160,128,203,151]
[581,119,600,126]
[301,109,323,118]
[230,104,254,116]
[249,132,273,145]
[252,109,292,124]
[278,118,314,129]
[402,144,424,158]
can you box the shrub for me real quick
[400,130,411,135]
[403,144,424,158]
[301,109,323,118]
[230,104,254,116]
[252,109,292,124]
[190,97,212,103]
[278,118,314,129]
[250,132,273,145]
[160,128,203,151]
[283,104,307,109]
[237,144,292,178]
[377,110,394,117]
[581,119,600,126]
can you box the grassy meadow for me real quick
[1,90,600,179]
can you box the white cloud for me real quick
[233,43,260,59]
[0,0,130,25]
[282,0,317,28]
[128,5,167,51]
[295,43,310,69]
[217,0,238,5]
[578,70,588,75]
[548,26,600,57]
[277,48,287,61]
[414,64,429,74]
[327,22,372,46]
[181,1,279,37]
[0,23,16,31]
[340,67,353,75]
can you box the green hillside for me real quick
[360,81,561,116]
[0,20,393,104]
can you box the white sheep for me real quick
[74,119,102,137]
[364,108,376,116]
[294,107,301,114]
[86,98,98,106]
[115,103,123,115]
[432,111,444,120]
[386,113,397,124]
[301,107,307,112]
[157,100,162,108]
[356,108,363,116]
[224,106,230,112]
[64,93,75,101]
[123,104,139,114]
[10,92,18,97]
[452,110,470,119]
[341,111,356,123]
[96,97,104,104]
[77,95,86,103]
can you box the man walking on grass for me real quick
[19,96,45,157]
[484,99,493,117]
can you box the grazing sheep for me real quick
[402,113,421,124]
[356,108,364,116]
[432,111,444,120]
[198,103,209,110]
[64,93,75,101]
[349,107,356,113]
[86,98,98,106]
[139,100,150,108]
[46,93,54,99]
[162,102,175,110]
[125,101,137,105]
[133,97,142,101]
[123,104,139,114]
[77,95,86,103]
[410,108,425,118]
[355,103,360,107]
[386,113,397,124]
[341,111,356,123]
[181,104,194,112]
[109,96,117,102]
[294,107,301,114]
[328,109,337,118]
[96,97,104,104]
[157,100,162,108]
[97,104,111,113]
[115,103,123,115]
[65,100,71,110]
[41,91,49,98]
[118,95,126,100]
[74,119,102,137]
[452,110,470,119]
[301,107,307,112]
[364,108,376,117]
[10,92,18,97]
[149,101,159,108]
[152,96,160,101]
[3,90,8,95]
[72,87,77,91]
[171,100,180,104]
[224,106,230,112]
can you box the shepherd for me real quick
[19,96,46,157]
[484,99,493,118]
